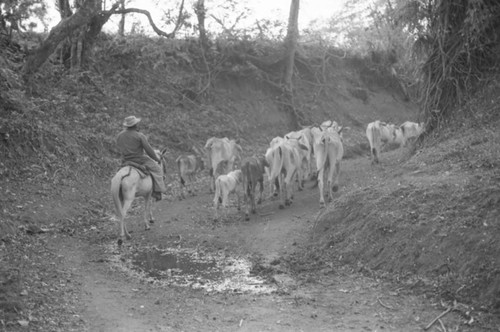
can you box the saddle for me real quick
[121,161,151,178]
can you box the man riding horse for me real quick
[116,116,166,201]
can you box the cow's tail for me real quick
[242,165,253,197]
[110,172,124,220]
[370,124,380,156]
[312,154,327,188]
[269,146,284,181]
[176,157,186,186]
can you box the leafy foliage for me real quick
[0,0,47,33]
[327,0,500,130]
[416,0,500,129]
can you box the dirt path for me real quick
[50,154,470,332]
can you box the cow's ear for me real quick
[299,143,308,151]
[205,137,215,149]
[192,145,201,155]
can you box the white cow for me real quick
[395,121,424,146]
[266,139,306,209]
[265,136,285,197]
[205,137,242,193]
[311,126,344,207]
[320,120,341,131]
[284,129,313,188]
[366,120,397,164]
[213,169,242,220]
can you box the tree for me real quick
[22,0,187,78]
[194,0,208,50]
[417,0,500,128]
[23,0,105,77]
[0,0,47,36]
[117,0,126,36]
[328,0,500,130]
[282,0,302,129]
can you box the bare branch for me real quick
[229,12,246,32]
[110,0,186,39]
[171,0,186,37]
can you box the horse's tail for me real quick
[111,171,124,219]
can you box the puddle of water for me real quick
[132,249,220,280]
[105,244,277,295]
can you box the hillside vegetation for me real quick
[1,33,499,328]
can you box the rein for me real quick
[121,166,132,180]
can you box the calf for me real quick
[205,137,242,193]
[366,120,397,164]
[175,154,204,199]
[241,155,269,220]
[213,169,242,220]
[311,126,344,207]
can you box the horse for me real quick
[110,148,168,245]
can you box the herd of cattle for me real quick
[175,119,424,220]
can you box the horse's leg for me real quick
[179,185,186,200]
[210,175,215,194]
[187,175,194,195]
[214,204,219,221]
[327,163,335,203]
[143,193,153,229]
[251,183,257,214]
[222,192,229,221]
[121,198,133,240]
[318,168,326,208]
[278,174,285,209]
[244,186,250,221]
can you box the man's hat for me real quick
[123,116,141,127]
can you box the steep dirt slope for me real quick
[1,37,499,331]
[292,79,500,311]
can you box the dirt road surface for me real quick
[45,153,471,332]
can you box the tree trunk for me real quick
[58,0,73,19]
[282,0,302,130]
[23,0,117,77]
[23,0,97,77]
[118,0,125,37]
[79,0,115,69]
[195,0,209,51]
[57,0,73,66]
